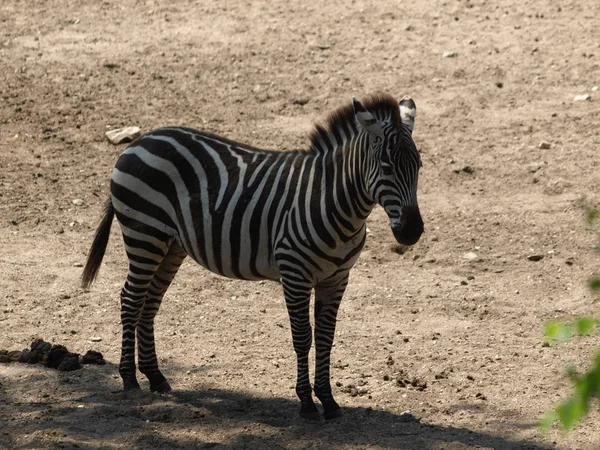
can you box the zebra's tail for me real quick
[81,198,115,289]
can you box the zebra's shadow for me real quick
[0,362,553,450]
[163,388,552,450]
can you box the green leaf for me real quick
[586,208,598,225]
[555,396,586,431]
[575,317,597,336]
[545,321,572,343]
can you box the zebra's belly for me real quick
[177,224,281,282]
[191,249,281,281]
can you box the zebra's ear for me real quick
[353,98,384,138]
[399,96,417,134]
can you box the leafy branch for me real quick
[540,208,600,432]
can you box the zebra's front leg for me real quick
[281,278,319,420]
[313,272,348,420]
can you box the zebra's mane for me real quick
[308,93,402,154]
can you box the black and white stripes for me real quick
[82,93,424,420]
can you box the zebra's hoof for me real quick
[323,406,343,420]
[151,380,172,393]
[299,396,320,421]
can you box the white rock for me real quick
[463,252,478,261]
[72,198,84,206]
[105,126,141,145]
[573,94,591,102]
[592,86,599,92]
[90,337,102,342]
[442,51,457,58]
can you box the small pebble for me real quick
[573,94,591,102]
[442,51,457,58]
[539,141,551,149]
[72,199,84,206]
[463,252,478,261]
[527,254,544,262]
[90,337,102,342]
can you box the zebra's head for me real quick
[353,96,424,246]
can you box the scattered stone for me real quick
[475,392,487,400]
[105,126,141,145]
[434,371,448,380]
[292,97,309,106]
[463,252,478,261]
[453,166,474,174]
[592,86,599,92]
[460,280,468,286]
[573,94,591,102]
[442,51,457,58]
[527,254,544,262]
[90,336,102,342]
[342,384,359,397]
[72,198,84,206]
[539,141,551,149]
[495,81,503,88]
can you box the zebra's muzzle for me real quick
[390,206,423,246]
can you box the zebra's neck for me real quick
[299,133,375,240]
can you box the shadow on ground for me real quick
[0,362,551,450]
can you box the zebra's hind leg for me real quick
[281,277,319,420]
[313,271,348,420]
[119,247,166,396]
[137,242,187,393]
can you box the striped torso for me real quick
[111,127,370,284]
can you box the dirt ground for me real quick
[1,0,600,448]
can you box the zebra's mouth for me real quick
[392,226,422,246]
[389,207,423,246]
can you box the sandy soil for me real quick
[1,0,600,448]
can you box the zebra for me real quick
[82,93,423,420]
